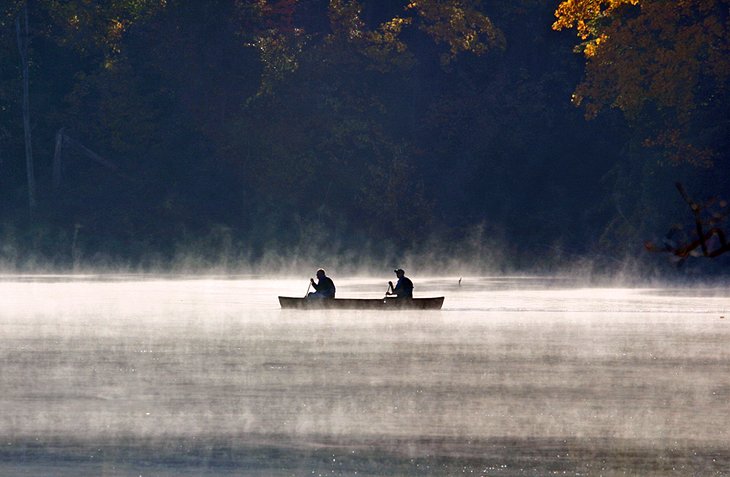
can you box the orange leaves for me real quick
[553,0,639,57]
[582,33,606,57]
[553,0,639,39]
[554,0,730,166]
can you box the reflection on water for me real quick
[0,276,728,476]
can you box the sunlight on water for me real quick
[1,275,728,476]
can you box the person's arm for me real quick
[392,280,403,295]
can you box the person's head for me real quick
[394,268,405,278]
[316,268,326,279]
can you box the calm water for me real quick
[1,275,728,476]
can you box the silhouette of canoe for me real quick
[278,296,444,310]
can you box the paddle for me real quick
[304,280,312,298]
[384,281,393,299]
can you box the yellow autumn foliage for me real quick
[326,0,501,66]
[554,0,730,165]
[406,0,504,63]
[553,0,639,40]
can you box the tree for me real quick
[553,0,730,166]
[250,0,505,93]
[553,0,730,262]
[16,1,35,212]
[233,0,506,245]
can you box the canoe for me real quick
[278,296,444,310]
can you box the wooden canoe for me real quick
[278,296,444,310]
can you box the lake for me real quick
[1,275,728,476]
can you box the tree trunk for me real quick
[16,1,36,212]
[53,128,65,189]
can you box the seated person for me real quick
[386,268,413,299]
[308,268,336,299]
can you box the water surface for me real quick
[1,276,728,476]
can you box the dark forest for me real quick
[1,0,728,275]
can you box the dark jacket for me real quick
[313,276,336,298]
[392,276,414,298]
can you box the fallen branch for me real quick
[645,183,729,262]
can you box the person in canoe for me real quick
[308,268,336,299]
[386,268,413,299]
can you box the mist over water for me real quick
[1,275,728,476]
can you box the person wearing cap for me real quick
[308,268,336,299]
[387,268,413,299]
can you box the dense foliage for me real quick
[0,0,727,273]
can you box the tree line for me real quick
[0,0,727,274]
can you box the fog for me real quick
[1,275,728,476]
